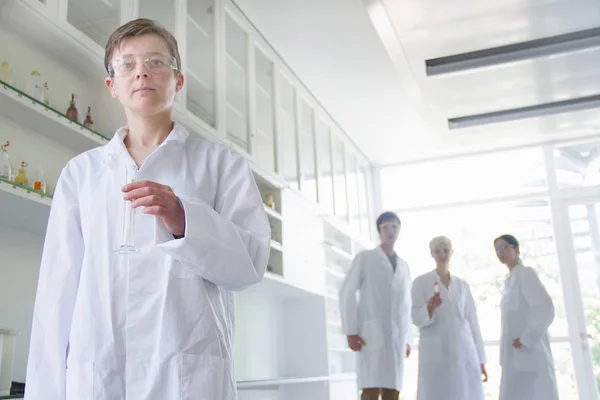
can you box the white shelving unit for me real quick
[0,1,375,398]
[0,179,51,236]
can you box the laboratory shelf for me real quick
[263,205,282,221]
[244,271,323,298]
[0,177,51,236]
[237,375,330,389]
[0,80,109,154]
[270,240,283,252]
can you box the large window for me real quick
[380,147,546,210]
[397,200,568,342]
[377,145,586,399]
[554,140,600,188]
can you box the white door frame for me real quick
[545,146,600,400]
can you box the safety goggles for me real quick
[108,53,178,77]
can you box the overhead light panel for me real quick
[448,94,600,129]
[426,27,600,76]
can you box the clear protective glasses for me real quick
[108,53,178,77]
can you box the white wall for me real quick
[0,227,43,382]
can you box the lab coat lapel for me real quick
[376,246,396,275]
[437,272,463,321]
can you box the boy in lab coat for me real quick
[24,18,271,400]
[339,211,412,400]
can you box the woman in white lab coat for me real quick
[412,236,488,400]
[24,19,271,400]
[495,234,559,400]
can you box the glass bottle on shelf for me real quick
[29,71,45,102]
[83,106,94,130]
[14,161,29,186]
[264,192,275,209]
[66,93,79,122]
[0,61,13,85]
[0,141,11,181]
[33,165,47,194]
[43,82,50,106]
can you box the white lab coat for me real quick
[339,247,412,391]
[499,263,559,400]
[24,123,271,400]
[411,271,486,400]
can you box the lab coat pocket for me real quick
[180,354,226,400]
[362,321,384,350]
[65,361,94,400]
[513,347,538,371]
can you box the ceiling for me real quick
[234,0,600,166]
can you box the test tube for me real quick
[118,164,138,254]
[434,281,440,294]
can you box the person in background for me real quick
[24,18,270,400]
[494,234,559,400]
[339,211,412,400]
[411,236,487,400]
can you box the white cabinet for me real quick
[316,115,335,216]
[65,0,122,48]
[185,0,216,126]
[225,11,249,151]
[299,97,318,204]
[332,134,348,224]
[138,1,177,35]
[281,189,326,296]
[278,74,299,190]
[252,47,276,173]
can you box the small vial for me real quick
[434,281,440,294]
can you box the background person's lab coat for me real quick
[339,247,413,391]
[24,124,271,400]
[499,263,559,400]
[411,271,486,400]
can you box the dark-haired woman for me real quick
[494,234,559,400]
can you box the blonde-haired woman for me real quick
[411,236,488,400]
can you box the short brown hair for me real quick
[104,18,181,77]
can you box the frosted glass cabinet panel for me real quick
[138,1,176,36]
[66,0,121,48]
[278,75,299,190]
[358,163,371,237]
[347,155,360,233]
[225,13,249,151]
[185,0,216,126]
[333,134,348,223]
[316,116,335,216]
[253,47,275,172]
[299,99,317,204]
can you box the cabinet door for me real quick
[282,190,325,295]
[138,1,177,35]
[278,73,299,190]
[346,154,360,233]
[316,116,335,216]
[185,0,216,126]
[332,134,348,223]
[225,12,249,152]
[252,46,275,172]
[358,162,371,238]
[299,98,317,204]
[66,0,122,48]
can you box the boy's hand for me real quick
[123,180,185,237]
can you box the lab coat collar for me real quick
[509,261,524,275]
[103,121,189,163]
[376,245,397,260]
